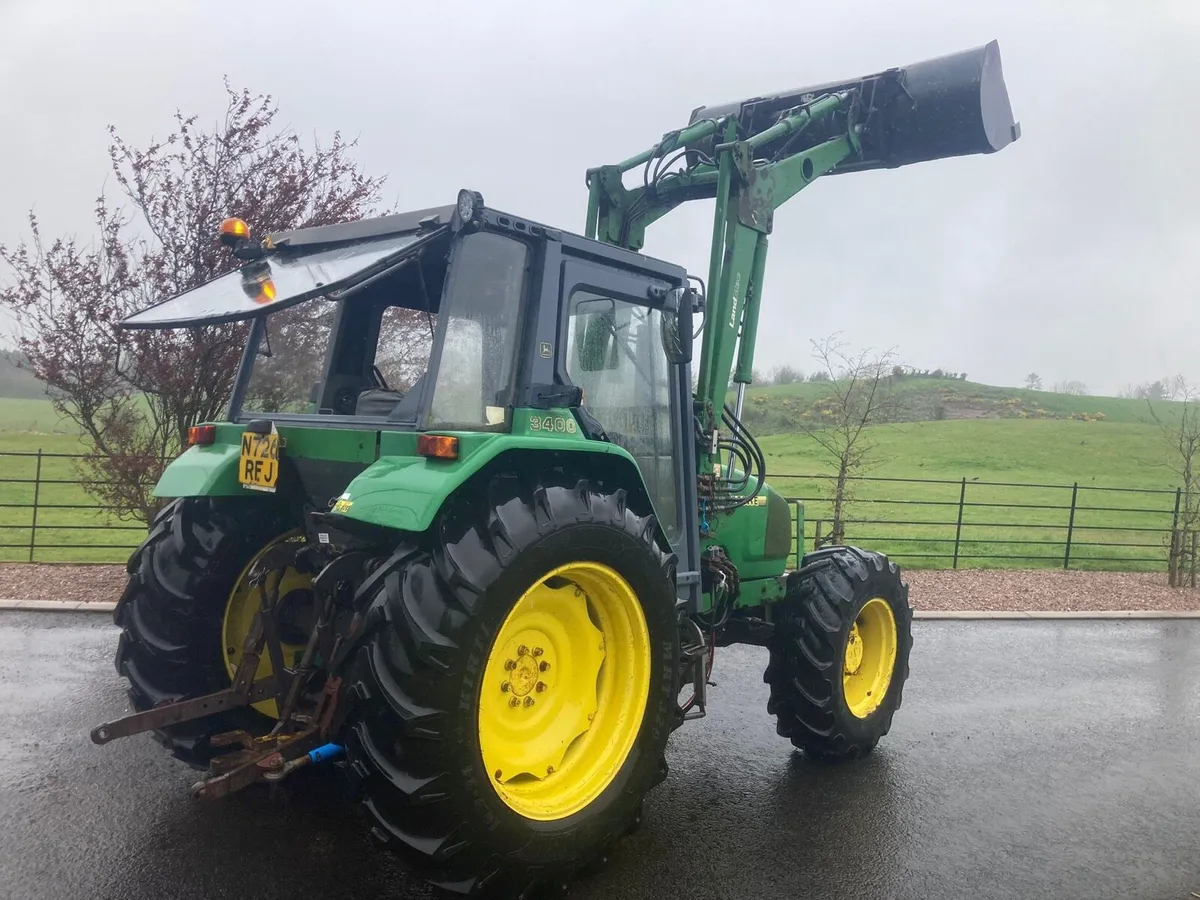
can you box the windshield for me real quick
[427,231,528,429]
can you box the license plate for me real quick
[238,430,280,492]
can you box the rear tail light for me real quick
[188,425,216,446]
[417,434,459,460]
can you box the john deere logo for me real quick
[529,415,577,434]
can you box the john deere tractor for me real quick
[93,41,1019,897]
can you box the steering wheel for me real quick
[370,365,391,391]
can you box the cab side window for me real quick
[564,291,678,541]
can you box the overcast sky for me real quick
[1,0,1197,395]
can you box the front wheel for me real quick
[764,546,912,761]
[344,474,679,897]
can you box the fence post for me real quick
[793,501,801,569]
[1185,528,1195,592]
[814,520,823,551]
[1063,482,1079,570]
[1169,487,1182,586]
[28,449,43,563]
[952,477,967,569]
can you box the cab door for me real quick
[558,259,689,552]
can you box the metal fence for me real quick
[0,450,1192,573]
[0,450,148,562]
[776,473,1190,574]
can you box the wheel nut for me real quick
[504,659,516,671]
[535,682,546,693]
[532,647,544,657]
[539,661,550,672]
[501,682,511,692]
[547,766,555,775]
[524,697,535,708]
[518,645,529,656]
[509,697,520,708]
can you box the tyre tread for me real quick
[764,546,913,761]
[112,497,290,768]
[346,472,678,897]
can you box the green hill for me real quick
[735,376,1164,434]
[0,350,47,400]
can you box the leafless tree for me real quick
[801,334,899,544]
[1052,380,1088,395]
[0,82,388,521]
[769,364,803,385]
[1146,376,1200,586]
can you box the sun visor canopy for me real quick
[120,231,432,330]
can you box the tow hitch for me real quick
[91,541,354,799]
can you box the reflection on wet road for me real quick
[0,613,1197,900]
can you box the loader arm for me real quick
[584,40,1020,501]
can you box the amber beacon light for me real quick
[218,217,251,248]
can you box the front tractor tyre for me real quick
[765,546,913,761]
[345,474,679,898]
[112,497,306,768]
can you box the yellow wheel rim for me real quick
[842,597,898,719]
[478,561,651,822]
[222,531,313,718]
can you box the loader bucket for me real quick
[687,40,1020,173]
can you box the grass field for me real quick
[0,398,83,436]
[0,393,1186,570]
[758,419,1179,572]
[725,379,1183,572]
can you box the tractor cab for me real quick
[121,190,699,558]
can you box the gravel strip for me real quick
[0,564,127,605]
[1,563,1198,612]
[905,568,1200,612]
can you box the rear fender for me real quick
[153,443,243,497]
[338,438,666,545]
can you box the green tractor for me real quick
[93,41,1019,897]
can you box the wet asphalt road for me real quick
[0,613,1198,900]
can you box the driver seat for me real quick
[355,388,404,417]
[354,372,428,420]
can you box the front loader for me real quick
[93,41,1019,897]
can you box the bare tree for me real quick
[1146,376,1200,586]
[770,364,803,385]
[801,334,899,545]
[1051,379,1088,395]
[0,82,388,521]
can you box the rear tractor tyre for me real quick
[764,546,912,761]
[344,474,679,898]
[112,497,307,768]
